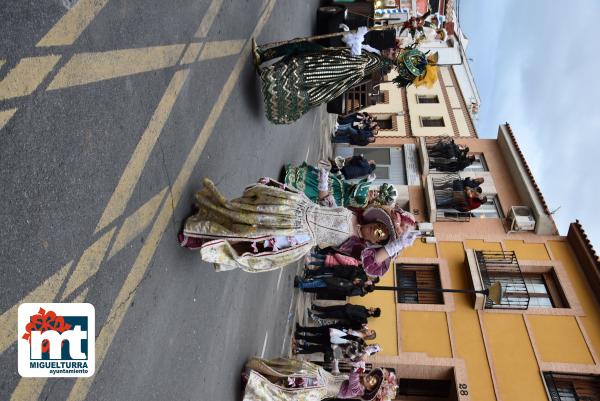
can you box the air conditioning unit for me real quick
[508,206,535,232]
[418,222,434,233]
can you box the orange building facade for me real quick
[338,124,600,400]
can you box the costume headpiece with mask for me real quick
[362,206,416,245]
[361,369,386,401]
[392,48,439,89]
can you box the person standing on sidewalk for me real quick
[295,326,376,345]
[333,126,378,146]
[294,276,373,297]
[310,304,381,327]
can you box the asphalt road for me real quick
[0,0,329,400]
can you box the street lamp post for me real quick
[374,281,504,305]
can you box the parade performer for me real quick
[242,357,393,401]
[284,161,397,208]
[252,30,438,124]
[177,177,417,274]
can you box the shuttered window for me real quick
[396,264,443,304]
[420,116,445,127]
[544,372,600,401]
[416,95,440,104]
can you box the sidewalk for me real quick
[282,108,338,359]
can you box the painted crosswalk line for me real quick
[0,56,61,100]
[37,0,112,47]
[94,69,189,233]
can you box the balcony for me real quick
[425,173,471,223]
[465,250,530,310]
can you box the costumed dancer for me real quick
[252,27,438,124]
[241,357,395,401]
[284,160,398,208]
[177,177,417,274]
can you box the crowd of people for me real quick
[429,138,476,172]
[436,176,487,212]
[333,112,380,146]
[427,138,487,213]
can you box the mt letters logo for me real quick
[18,303,95,377]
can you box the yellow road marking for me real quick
[194,0,224,38]
[0,108,18,130]
[66,1,278,399]
[0,59,5,68]
[47,45,186,90]
[72,287,90,302]
[198,40,245,60]
[61,228,115,300]
[0,56,61,100]
[0,262,72,355]
[37,0,111,47]
[94,70,189,233]
[108,187,168,259]
[180,43,204,65]
[10,378,47,401]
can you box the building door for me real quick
[397,378,452,399]
[335,146,407,185]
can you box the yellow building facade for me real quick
[361,67,477,138]
[346,125,600,400]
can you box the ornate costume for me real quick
[178,178,399,274]
[258,45,391,124]
[392,48,438,89]
[253,36,437,124]
[243,357,347,401]
[285,162,389,208]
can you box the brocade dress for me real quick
[180,178,390,274]
[284,162,373,208]
[260,48,391,124]
[243,358,348,401]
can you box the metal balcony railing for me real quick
[431,173,471,222]
[315,360,373,373]
[475,251,529,310]
[544,372,600,401]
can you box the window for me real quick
[420,116,445,127]
[352,147,401,183]
[376,116,394,130]
[430,173,500,219]
[524,272,568,308]
[491,271,567,309]
[356,148,390,164]
[544,372,600,401]
[396,264,443,304]
[462,153,488,172]
[416,94,440,104]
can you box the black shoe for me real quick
[279,165,287,183]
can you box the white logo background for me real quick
[18,303,95,377]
